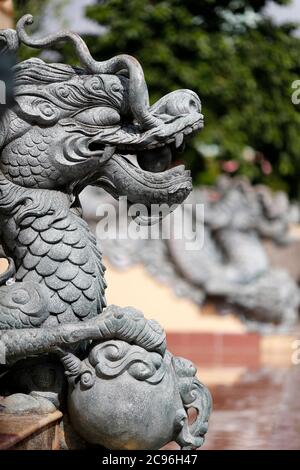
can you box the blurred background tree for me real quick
[12,0,300,197]
[14,0,49,28]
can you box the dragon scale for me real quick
[0,168,106,329]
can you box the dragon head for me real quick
[0,15,203,215]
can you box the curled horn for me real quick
[16,14,161,130]
[0,29,19,54]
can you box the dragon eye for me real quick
[75,107,120,126]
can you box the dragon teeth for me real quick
[175,133,184,148]
[183,126,192,136]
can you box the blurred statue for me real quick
[98,176,300,328]
[0,15,211,449]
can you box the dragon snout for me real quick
[135,90,203,174]
[150,89,202,117]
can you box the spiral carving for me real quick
[89,340,166,385]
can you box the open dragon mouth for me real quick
[116,109,203,173]
[92,138,195,226]
[98,155,193,225]
[74,89,203,224]
[134,114,203,173]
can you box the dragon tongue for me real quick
[102,146,116,162]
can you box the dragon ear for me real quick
[15,95,60,125]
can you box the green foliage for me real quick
[14,0,48,19]
[13,1,70,60]
[82,0,300,196]
[14,0,50,61]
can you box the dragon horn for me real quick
[16,14,160,130]
[0,29,19,54]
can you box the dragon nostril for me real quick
[189,99,200,112]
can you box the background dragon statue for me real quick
[95,176,300,329]
[0,15,211,450]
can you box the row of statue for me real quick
[91,175,300,330]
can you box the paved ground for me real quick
[164,329,300,450]
[204,365,300,450]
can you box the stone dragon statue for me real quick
[0,15,211,449]
[174,177,300,327]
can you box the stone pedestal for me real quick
[0,410,62,450]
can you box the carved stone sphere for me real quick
[67,340,186,450]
